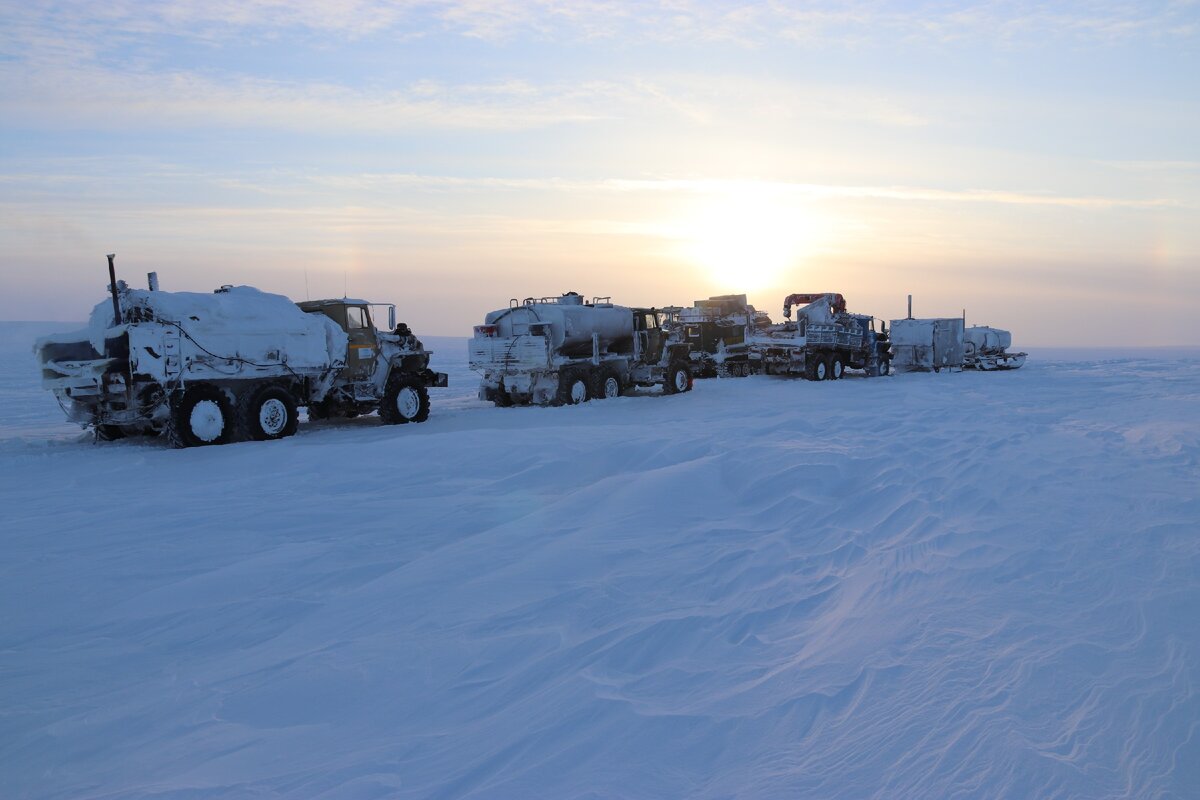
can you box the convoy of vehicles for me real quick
[35,256,1027,446]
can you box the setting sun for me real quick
[673,188,827,291]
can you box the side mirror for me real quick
[388,306,396,331]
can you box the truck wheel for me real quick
[241,385,299,441]
[591,368,622,400]
[381,375,431,424]
[492,389,515,408]
[664,361,692,394]
[556,370,590,405]
[830,354,844,380]
[166,385,234,448]
[307,399,332,420]
[95,424,126,441]
[807,355,827,381]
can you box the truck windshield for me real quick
[345,307,370,330]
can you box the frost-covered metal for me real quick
[36,259,447,447]
[662,294,771,378]
[964,325,1026,370]
[889,318,966,372]
[748,293,891,380]
[470,291,692,406]
[889,295,1028,373]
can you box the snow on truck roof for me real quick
[37,285,344,354]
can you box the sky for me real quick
[1,1,1198,344]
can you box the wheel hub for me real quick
[259,398,288,435]
[189,400,225,442]
[397,386,421,418]
[570,380,587,403]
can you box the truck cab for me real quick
[632,308,666,363]
[298,299,394,381]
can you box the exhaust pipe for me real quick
[148,271,159,291]
[107,254,121,325]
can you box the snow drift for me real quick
[2,323,1198,799]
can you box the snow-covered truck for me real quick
[469,292,694,406]
[749,292,892,379]
[36,260,447,446]
[662,294,772,378]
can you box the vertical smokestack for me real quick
[107,254,121,325]
[907,294,912,319]
[148,272,159,291]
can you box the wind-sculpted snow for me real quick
[1,324,1198,799]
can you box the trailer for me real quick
[964,326,1026,370]
[889,317,966,373]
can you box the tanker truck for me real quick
[964,326,1026,370]
[469,292,693,406]
[35,257,447,447]
[748,292,892,379]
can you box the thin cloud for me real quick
[3,1,1196,52]
[2,168,1181,211]
[0,62,932,132]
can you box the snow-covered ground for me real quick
[2,321,1198,799]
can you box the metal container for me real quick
[965,326,1012,355]
[889,317,965,372]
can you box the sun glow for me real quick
[674,189,826,291]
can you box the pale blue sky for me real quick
[2,1,1198,343]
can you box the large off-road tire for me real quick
[95,424,126,441]
[306,399,332,420]
[381,375,431,424]
[556,369,590,405]
[240,384,299,441]
[165,385,235,448]
[663,361,692,395]
[806,353,828,381]
[590,367,622,400]
[830,353,845,380]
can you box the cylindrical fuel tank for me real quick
[965,326,1011,354]
[484,298,635,356]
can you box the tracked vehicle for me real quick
[663,294,771,378]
